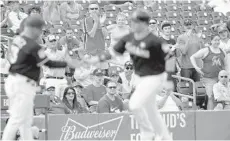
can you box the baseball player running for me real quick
[2,15,79,140]
[84,9,174,141]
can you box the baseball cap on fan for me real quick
[130,9,150,23]
[92,68,104,76]
[184,19,193,26]
[47,35,56,42]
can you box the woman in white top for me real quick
[107,12,131,66]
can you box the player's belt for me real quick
[46,76,64,79]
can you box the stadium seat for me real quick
[181,12,197,21]
[119,5,134,11]
[197,19,209,26]
[105,11,118,18]
[104,19,116,26]
[211,12,223,20]
[165,5,178,12]
[166,11,180,20]
[197,11,210,20]
[104,5,119,12]
[177,81,193,95]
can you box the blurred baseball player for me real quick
[2,14,79,140]
[84,9,173,140]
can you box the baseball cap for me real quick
[124,61,133,67]
[24,14,45,29]
[46,85,55,91]
[93,68,104,76]
[184,19,193,26]
[149,19,157,25]
[72,82,83,88]
[131,9,150,23]
[217,25,228,33]
[47,35,56,42]
[161,21,171,29]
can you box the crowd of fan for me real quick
[1,0,230,116]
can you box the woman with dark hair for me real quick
[62,87,85,114]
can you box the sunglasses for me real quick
[126,67,133,70]
[90,8,98,10]
[49,39,56,42]
[219,30,227,34]
[150,22,157,25]
[108,86,117,89]
[67,92,75,95]
[220,76,228,78]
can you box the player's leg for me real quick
[129,73,170,140]
[2,76,35,140]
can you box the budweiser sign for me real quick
[60,116,124,140]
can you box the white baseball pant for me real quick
[129,72,171,141]
[2,74,37,140]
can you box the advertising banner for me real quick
[196,111,230,140]
[48,112,195,140]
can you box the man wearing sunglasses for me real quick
[149,19,159,36]
[213,70,230,110]
[84,9,173,140]
[84,3,108,56]
[97,81,124,113]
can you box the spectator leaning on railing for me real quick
[213,70,230,110]
[176,19,204,82]
[190,34,226,110]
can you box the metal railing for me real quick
[172,75,197,110]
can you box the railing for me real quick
[172,75,197,110]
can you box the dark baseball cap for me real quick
[161,21,171,29]
[24,14,45,29]
[72,82,83,88]
[131,9,150,23]
[93,68,104,76]
[124,61,133,67]
[184,19,193,26]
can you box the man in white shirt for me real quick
[213,70,230,110]
[42,35,68,98]
[7,1,27,33]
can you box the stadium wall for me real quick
[1,111,230,140]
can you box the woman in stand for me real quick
[62,87,85,114]
[190,34,226,110]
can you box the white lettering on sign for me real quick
[130,113,186,140]
[3,99,9,107]
[130,115,139,130]
[60,116,123,141]
[130,133,141,141]
[162,113,186,128]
